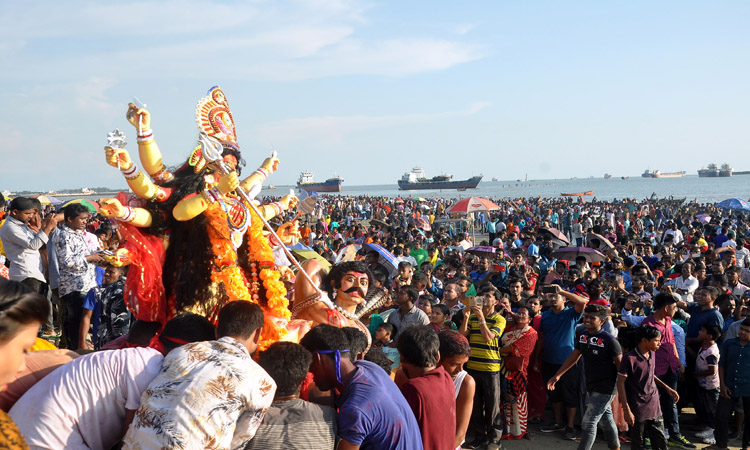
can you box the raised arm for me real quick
[104,147,170,203]
[127,104,173,181]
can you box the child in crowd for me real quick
[618,325,679,450]
[429,303,454,333]
[438,330,476,450]
[398,325,456,450]
[247,342,337,449]
[693,324,721,444]
[393,261,413,290]
[374,322,400,370]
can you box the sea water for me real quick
[260,175,750,203]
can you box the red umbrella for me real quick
[447,197,501,214]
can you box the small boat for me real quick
[621,176,629,180]
[604,173,612,179]
[560,191,594,196]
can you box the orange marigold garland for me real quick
[247,204,290,350]
[200,200,290,350]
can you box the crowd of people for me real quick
[1,189,750,450]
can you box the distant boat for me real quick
[642,169,686,178]
[297,170,344,193]
[604,173,612,179]
[621,176,629,180]
[561,191,594,196]
[698,163,732,177]
[491,177,499,182]
[397,166,482,191]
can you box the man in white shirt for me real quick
[674,261,699,303]
[10,314,216,450]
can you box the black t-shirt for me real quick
[575,329,622,394]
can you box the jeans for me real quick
[466,369,502,441]
[62,291,86,349]
[655,369,681,439]
[630,417,667,450]
[578,391,619,450]
[21,278,54,331]
[714,396,750,449]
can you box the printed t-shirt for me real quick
[696,343,720,390]
[540,307,582,365]
[337,360,423,449]
[576,329,622,394]
[400,366,456,450]
[617,349,661,421]
[466,312,506,372]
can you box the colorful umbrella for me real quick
[335,244,361,263]
[34,195,64,206]
[717,198,750,211]
[466,246,496,256]
[415,216,431,231]
[363,243,399,277]
[695,214,712,225]
[551,246,607,263]
[447,197,501,214]
[62,199,100,213]
[412,196,427,202]
[291,249,331,271]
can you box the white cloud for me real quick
[0,0,484,82]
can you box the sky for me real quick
[1,0,749,191]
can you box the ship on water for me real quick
[641,169,686,178]
[296,170,344,193]
[397,167,482,191]
[604,173,612,179]
[698,163,732,177]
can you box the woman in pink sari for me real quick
[499,307,538,440]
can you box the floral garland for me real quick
[202,200,290,350]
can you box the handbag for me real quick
[504,354,524,372]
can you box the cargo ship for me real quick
[641,169,686,178]
[397,167,482,191]
[698,163,733,177]
[296,171,343,193]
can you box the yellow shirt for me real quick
[466,312,506,372]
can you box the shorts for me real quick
[543,361,580,408]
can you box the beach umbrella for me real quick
[291,249,331,271]
[447,197,501,242]
[415,216,431,231]
[539,226,569,244]
[551,246,607,263]
[466,246,496,256]
[412,196,427,202]
[447,197,501,214]
[695,214,712,225]
[586,233,614,251]
[62,199,99,213]
[717,198,750,211]
[363,243,399,277]
[335,244,361,263]
[34,195,63,206]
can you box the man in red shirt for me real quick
[398,325,456,450]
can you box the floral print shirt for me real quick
[53,225,97,297]
[123,336,276,450]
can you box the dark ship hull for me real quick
[297,178,343,192]
[398,175,482,191]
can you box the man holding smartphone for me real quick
[459,287,506,450]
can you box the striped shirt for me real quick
[466,312,506,372]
